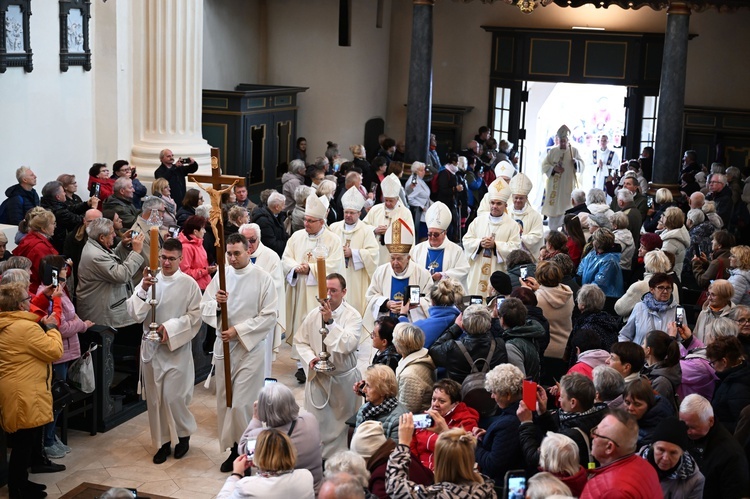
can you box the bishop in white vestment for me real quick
[509,172,545,258]
[240,223,286,378]
[281,194,344,345]
[330,186,379,329]
[410,201,470,292]
[126,239,202,462]
[463,180,521,298]
[541,125,585,231]
[200,233,278,464]
[294,274,362,459]
[585,134,621,194]
[364,173,414,263]
[364,219,432,333]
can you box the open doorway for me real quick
[519,82,628,210]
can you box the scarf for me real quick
[645,447,697,481]
[642,292,673,313]
[361,396,399,421]
[557,404,603,426]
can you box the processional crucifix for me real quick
[190,148,244,408]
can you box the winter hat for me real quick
[640,232,663,252]
[350,421,387,459]
[490,271,512,296]
[588,213,612,230]
[651,417,689,450]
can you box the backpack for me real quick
[0,195,22,225]
[429,170,442,202]
[456,340,497,417]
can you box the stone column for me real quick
[404,0,434,165]
[130,0,210,178]
[652,1,691,191]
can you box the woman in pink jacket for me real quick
[177,215,216,290]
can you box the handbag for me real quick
[68,343,98,394]
[51,372,73,412]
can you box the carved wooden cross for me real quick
[189,148,245,408]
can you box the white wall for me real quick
[0,3,95,193]
[203,0,261,90]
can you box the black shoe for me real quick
[295,368,306,384]
[30,459,66,474]
[174,437,190,459]
[153,442,171,464]
[219,443,239,473]
[9,485,47,499]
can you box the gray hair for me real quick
[195,204,210,218]
[644,250,672,274]
[87,217,114,240]
[593,365,625,402]
[256,383,300,427]
[679,394,714,423]
[228,205,248,225]
[462,304,492,336]
[485,363,524,397]
[610,211,629,230]
[710,173,727,186]
[726,166,741,181]
[686,208,705,225]
[239,223,261,240]
[294,185,313,205]
[710,163,726,175]
[706,317,739,343]
[42,181,63,199]
[571,189,586,205]
[587,188,607,205]
[113,176,132,194]
[16,166,32,183]
[0,268,31,286]
[655,188,673,205]
[267,191,285,208]
[316,179,337,198]
[702,200,717,215]
[1,256,32,272]
[392,323,425,356]
[588,213,612,230]
[539,432,580,476]
[617,188,634,204]
[324,452,370,488]
[319,472,366,499]
[577,284,605,313]
[526,472,572,499]
[142,196,165,214]
[290,159,306,175]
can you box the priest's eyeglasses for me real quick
[427,231,445,238]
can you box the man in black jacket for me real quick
[680,393,750,499]
[154,149,198,206]
[250,191,288,258]
[706,173,734,228]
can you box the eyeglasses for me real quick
[159,255,179,262]
[20,296,31,302]
[590,426,620,447]
[653,286,672,292]
[737,318,750,324]
[304,218,322,224]
[247,238,258,244]
[427,231,445,238]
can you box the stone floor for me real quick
[1,341,375,499]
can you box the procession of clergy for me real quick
[138,125,583,470]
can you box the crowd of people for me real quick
[2,129,750,499]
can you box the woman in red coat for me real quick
[177,215,216,290]
[12,209,59,293]
[409,379,479,471]
[87,163,115,210]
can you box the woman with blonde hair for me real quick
[539,432,587,496]
[659,206,691,275]
[728,245,750,307]
[218,428,314,498]
[316,179,339,224]
[643,188,676,233]
[393,323,436,413]
[526,472,573,499]
[151,177,177,227]
[387,418,495,498]
[694,279,736,343]
[399,277,462,348]
[12,208,58,293]
[354,364,408,441]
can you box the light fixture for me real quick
[503,0,554,14]
[572,26,606,30]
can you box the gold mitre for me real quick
[385,218,414,254]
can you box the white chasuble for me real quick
[462,213,522,298]
[363,203,414,264]
[541,145,585,218]
[364,261,433,334]
[250,243,286,377]
[511,205,545,258]
[410,239,470,293]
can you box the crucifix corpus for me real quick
[189,147,244,408]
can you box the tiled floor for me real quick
[1,341,375,499]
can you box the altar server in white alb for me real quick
[509,172,545,257]
[282,194,344,343]
[410,201,470,292]
[239,223,285,377]
[364,173,414,263]
[294,273,362,459]
[463,179,521,298]
[541,125,585,231]
[364,218,432,333]
[329,186,379,327]
[587,134,620,193]
[200,232,278,472]
[127,238,202,465]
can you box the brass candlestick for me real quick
[143,267,161,342]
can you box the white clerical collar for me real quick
[393,265,409,278]
[234,262,254,274]
[250,244,265,258]
[344,222,357,231]
[512,206,527,216]
[308,227,325,239]
[489,214,503,224]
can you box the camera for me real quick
[180,158,191,165]
[413,414,433,429]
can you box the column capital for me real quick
[667,1,691,15]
